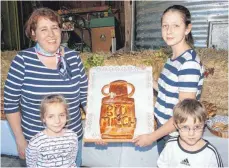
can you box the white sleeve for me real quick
[73,133,79,162]
[208,152,224,167]
[157,144,170,168]
[26,140,38,168]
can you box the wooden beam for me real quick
[57,6,109,15]
[101,0,106,6]
[124,1,132,52]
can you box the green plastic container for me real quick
[90,17,115,28]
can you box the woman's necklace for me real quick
[35,43,60,57]
[35,43,72,81]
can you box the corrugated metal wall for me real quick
[135,1,228,50]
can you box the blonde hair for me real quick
[40,94,69,123]
[173,99,207,124]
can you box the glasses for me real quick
[176,124,205,132]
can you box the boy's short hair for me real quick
[40,94,69,123]
[173,99,207,124]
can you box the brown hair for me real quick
[173,99,207,124]
[25,7,62,41]
[40,94,69,123]
[161,5,194,46]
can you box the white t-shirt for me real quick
[26,129,78,168]
[157,136,223,168]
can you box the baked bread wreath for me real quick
[201,101,217,119]
[206,115,228,138]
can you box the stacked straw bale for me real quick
[1,51,18,119]
[81,48,228,116]
[1,51,18,89]
[196,48,228,115]
[1,48,228,119]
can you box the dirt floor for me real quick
[1,155,89,167]
[1,155,24,167]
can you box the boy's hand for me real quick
[132,134,154,147]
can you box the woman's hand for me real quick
[16,137,28,159]
[132,133,155,147]
[6,112,28,159]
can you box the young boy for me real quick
[157,99,223,167]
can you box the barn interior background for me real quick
[1,1,228,167]
[1,1,228,120]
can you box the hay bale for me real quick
[1,51,17,75]
[82,49,228,116]
[1,48,228,116]
[81,50,167,81]
[196,48,228,115]
[1,51,18,89]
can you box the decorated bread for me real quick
[206,115,228,138]
[201,101,217,119]
[100,80,136,139]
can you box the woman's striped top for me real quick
[4,47,88,141]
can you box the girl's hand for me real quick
[132,134,154,147]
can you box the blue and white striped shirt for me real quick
[4,47,88,141]
[154,49,204,124]
[26,129,78,168]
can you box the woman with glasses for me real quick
[157,99,223,167]
[4,8,88,167]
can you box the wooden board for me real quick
[83,138,133,143]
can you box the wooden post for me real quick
[101,0,106,6]
[124,0,132,52]
[112,37,116,53]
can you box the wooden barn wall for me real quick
[59,1,104,8]
[58,1,125,44]
[1,1,36,50]
[1,1,125,50]
[1,1,20,50]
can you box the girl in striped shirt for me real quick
[133,5,204,154]
[26,94,78,168]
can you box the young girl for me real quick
[26,94,78,167]
[133,5,205,154]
